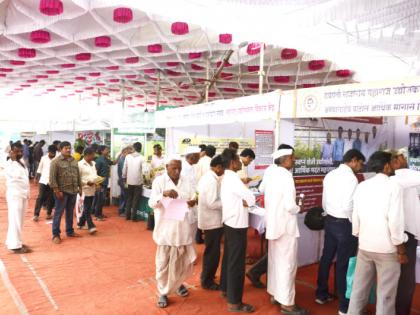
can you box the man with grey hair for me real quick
[149,155,198,309]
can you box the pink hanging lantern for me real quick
[167,62,179,67]
[36,75,48,79]
[89,72,101,77]
[109,79,119,83]
[216,61,232,68]
[20,84,31,88]
[75,90,83,93]
[219,34,232,44]
[135,95,144,98]
[113,8,133,24]
[172,97,183,101]
[191,64,204,71]
[146,101,155,105]
[85,87,94,90]
[61,63,75,68]
[108,88,120,92]
[39,0,63,16]
[224,87,238,92]
[220,72,233,80]
[189,52,202,59]
[46,70,59,74]
[144,69,156,74]
[10,60,25,66]
[55,85,64,88]
[186,95,198,100]
[0,68,13,72]
[247,65,260,72]
[134,81,146,85]
[247,43,264,55]
[30,30,51,44]
[106,65,119,71]
[148,44,162,53]
[179,84,189,90]
[18,48,36,58]
[336,69,351,77]
[247,83,259,89]
[27,79,38,83]
[125,57,139,64]
[281,48,297,60]
[125,74,137,79]
[0,74,6,77]
[47,88,56,92]
[75,53,91,61]
[95,36,111,48]
[75,76,86,81]
[63,81,74,84]
[308,60,325,71]
[274,76,290,83]
[208,92,216,97]
[167,70,181,76]
[171,22,189,35]
[96,83,105,86]
[303,84,316,88]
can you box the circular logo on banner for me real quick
[303,95,318,113]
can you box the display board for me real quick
[111,129,145,159]
[254,130,274,170]
[178,137,254,155]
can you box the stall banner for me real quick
[293,78,420,118]
[156,91,280,128]
[179,137,254,154]
[77,131,102,145]
[407,117,420,170]
[254,130,274,170]
[112,129,145,159]
[115,111,155,134]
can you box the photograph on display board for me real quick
[293,117,390,212]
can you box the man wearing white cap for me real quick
[181,146,201,242]
[149,155,197,308]
[265,145,308,315]
[391,148,420,315]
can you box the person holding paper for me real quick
[237,148,256,185]
[220,148,256,313]
[197,155,225,290]
[149,155,197,309]
[265,146,308,315]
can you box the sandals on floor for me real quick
[281,305,309,315]
[176,285,189,297]
[228,303,255,313]
[157,295,168,308]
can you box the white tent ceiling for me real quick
[0,0,362,110]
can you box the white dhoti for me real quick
[155,244,197,295]
[5,196,27,250]
[267,234,298,306]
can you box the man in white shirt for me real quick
[149,156,197,309]
[237,148,256,185]
[123,142,145,221]
[220,148,256,313]
[181,146,201,242]
[33,145,57,221]
[5,142,31,254]
[151,144,165,169]
[390,148,420,315]
[197,154,225,290]
[77,148,98,235]
[348,151,408,315]
[265,146,308,315]
[195,145,216,181]
[316,149,365,314]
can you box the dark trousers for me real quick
[316,215,358,313]
[118,181,127,215]
[247,253,267,279]
[78,196,96,229]
[94,186,106,218]
[220,224,247,305]
[125,185,142,220]
[201,227,224,287]
[52,193,77,237]
[396,232,417,315]
[34,183,54,216]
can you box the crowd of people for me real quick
[3,137,419,315]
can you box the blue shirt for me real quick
[117,155,126,180]
[353,139,362,151]
[95,155,112,187]
[332,138,344,162]
[23,144,30,160]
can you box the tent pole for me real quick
[205,58,210,103]
[156,71,161,110]
[258,43,265,95]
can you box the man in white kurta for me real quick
[149,156,197,308]
[265,148,308,315]
[5,142,31,253]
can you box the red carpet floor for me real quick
[0,175,419,315]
